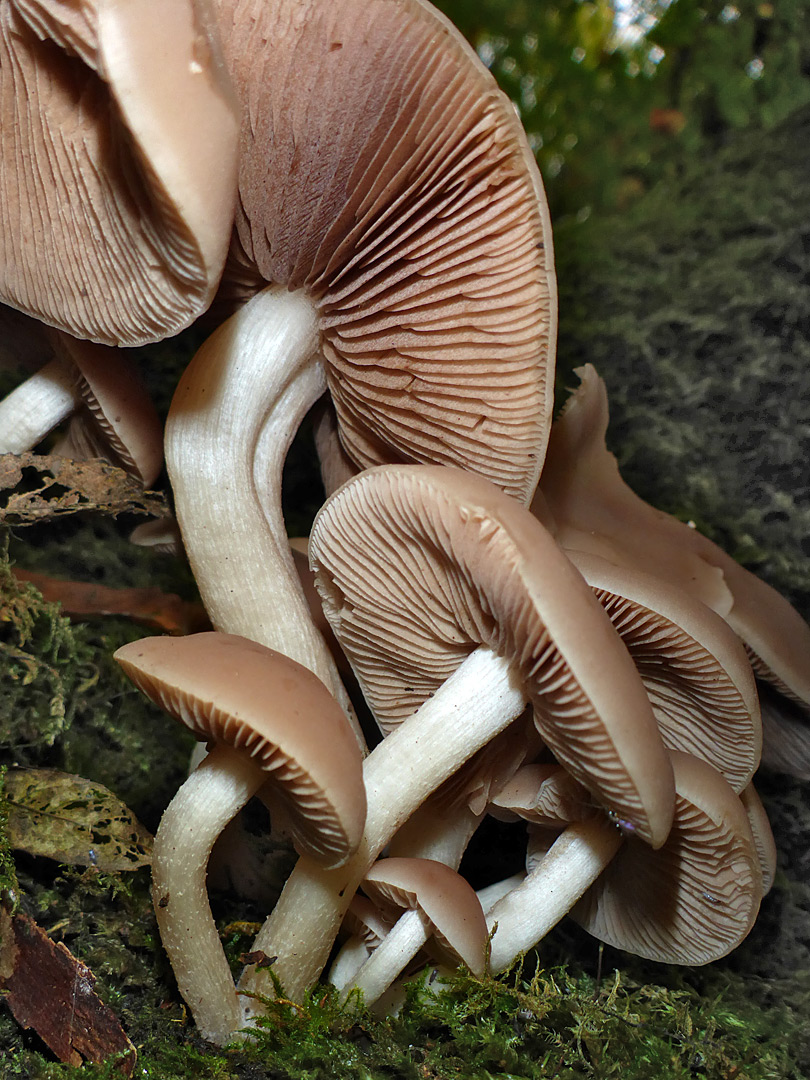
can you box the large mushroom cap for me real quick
[1,0,239,344]
[215,0,556,502]
[310,464,675,848]
[566,549,762,792]
[362,857,488,975]
[571,751,761,964]
[114,631,366,868]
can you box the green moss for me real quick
[554,105,810,617]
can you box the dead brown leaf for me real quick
[0,452,167,525]
[0,909,136,1073]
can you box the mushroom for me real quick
[237,464,674,1008]
[485,752,762,971]
[0,330,163,486]
[114,631,366,1045]
[535,364,810,715]
[563,549,762,792]
[328,896,394,991]
[335,858,488,1006]
[164,0,556,719]
[1,0,239,345]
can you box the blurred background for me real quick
[435,0,809,219]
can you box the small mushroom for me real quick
[485,753,761,971]
[337,858,488,1006]
[535,364,810,716]
[564,549,762,792]
[114,631,366,1045]
[0,329,163,485]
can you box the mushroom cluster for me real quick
[2,0,807,1055]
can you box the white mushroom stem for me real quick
[340,909,432,1004]
[476,873,526,912]
[165,285,361,742]
[152,743,271,1045]
[389,801,482,869]
[328,935,376,991]
[0,357,77,453]
[484,818,622,973]
[238,646,524,1014]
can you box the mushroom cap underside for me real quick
[114,631,366,867]
[310,464,675,848]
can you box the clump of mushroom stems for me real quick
[238,647,523,1015]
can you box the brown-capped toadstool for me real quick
[336,858,488,1006]
[0,330,163,485]
[485,753,761,971]
[164,0,556,721]
[114,631,366,1045]
[563,549,762,791]
[0,0,238,345]
[237,464,674,1009]
[535,365,810,717]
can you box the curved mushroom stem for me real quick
[476,873,526,912]
[340,908,431,1005]
[152,742,270,1045]
[238,646,524,1015]
[328,935,376,991]
[484,818,622,973]
[0,357,77,453]
[389,800,482,869]
[165,285,361,744]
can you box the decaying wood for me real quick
[0,909,136,1073]
[13,569,209,635]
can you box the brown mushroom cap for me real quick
[48,331,163,486]
[114,631,366,868]
[566,549,762,792]
[214,0,555,502]
[310,463,675,848]
[571,751,760,964]
[536,364,810,714]
[362,857,488,974]
[1,0,238,344]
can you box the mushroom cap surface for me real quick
[362,857,488,974]
[114,631,366,868]
[1,0,239,344]
[567,549,762,792]
[310,464,675,848]
[215,0,556,502]
[571,751,760,964]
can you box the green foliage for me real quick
[433,0,810,217]
[0,535,87,750]
[0,767,20,909]
[0,962,801,1079]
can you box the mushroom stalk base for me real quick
[152,744,268,1045]
[485,818,623,972]
[341,908,430,1005]
[0,357,76,453]
[238,646,524,1014]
